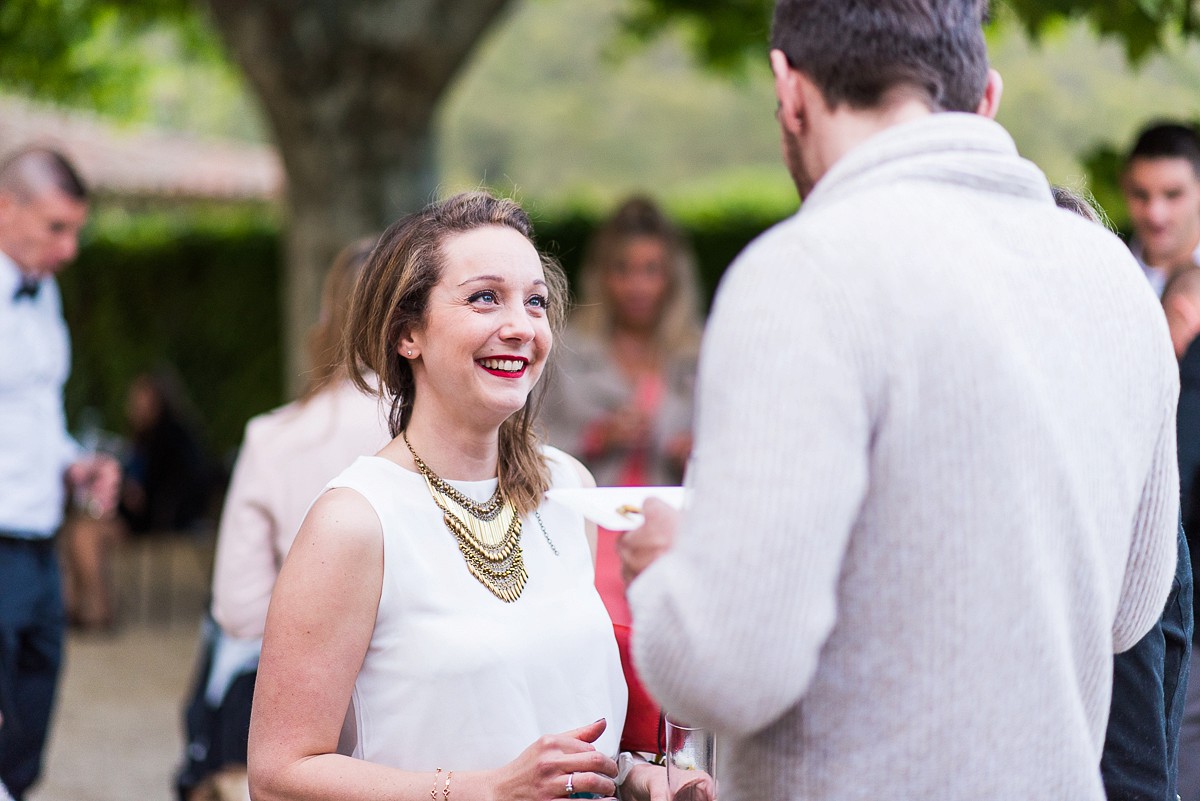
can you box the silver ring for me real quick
[565,773,574,795]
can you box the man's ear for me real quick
[770,49,806,135]
[975,68,1003,119]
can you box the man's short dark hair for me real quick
[1125,122,1200,178]
[0,147,89,202]
[770,0,990,113]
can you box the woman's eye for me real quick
[527,294,549,309]
[468,290,497,304]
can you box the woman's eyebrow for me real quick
[457,275,548,289]
[457,274,507,286]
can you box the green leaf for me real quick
[622,0,1199,69]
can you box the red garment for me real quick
[594,527,664,755]
[615,374,665,488]
[589,373,670,754]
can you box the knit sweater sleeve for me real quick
[1113,363,1181,653]
[628,228,871,736]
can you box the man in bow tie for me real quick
[0,146,119,800]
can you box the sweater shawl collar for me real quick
[802,112,1053,214]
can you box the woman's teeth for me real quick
[480,358,524,372]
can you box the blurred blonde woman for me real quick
[541,196,705,756]
[542,196,703,489]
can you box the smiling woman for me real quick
[247,192,668,801]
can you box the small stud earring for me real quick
[407,349,413,357]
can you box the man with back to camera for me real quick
[618,2,1180,799]
[1122,122,1200,298]
[0,147,119,800]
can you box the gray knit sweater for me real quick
[628,113,1179,801]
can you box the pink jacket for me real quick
[210,380,391,639]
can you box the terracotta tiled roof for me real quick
[0,95,283,201]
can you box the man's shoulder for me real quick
[721,204,880,291]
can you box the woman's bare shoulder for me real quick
[292,486,383,559]
[542,445,596,490]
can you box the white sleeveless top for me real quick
[329,447,627,771]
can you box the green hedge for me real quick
[61,211,283,457]
[60,207,784,455]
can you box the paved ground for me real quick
[27,535,214,801]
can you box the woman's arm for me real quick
[248,488,619,801]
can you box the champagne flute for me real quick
[665,718,717,800]
[72,407,107,519]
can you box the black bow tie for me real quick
[13,278,40,302]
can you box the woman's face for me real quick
[604,235,671,332]
[125,378,161,432]
[405,225,553,430]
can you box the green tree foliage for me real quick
[620,0,773,73]
[0,0,229,122]
[623,0,1199,67]
[61,210,283,454]
[1001,0,1197,62]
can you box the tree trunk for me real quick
[205,0,514,396]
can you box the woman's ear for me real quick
[398,331,419,360]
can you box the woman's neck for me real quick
[388,408,500,481]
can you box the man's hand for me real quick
[618,498,681,585]
[619,761,669,801]
[66,454,121,519]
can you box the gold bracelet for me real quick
[431,768,442,801]
[443,770,453,801]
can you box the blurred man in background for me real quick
[0,147,118,800]
[1122,122,1200,297]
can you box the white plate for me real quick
[544,486,687,531]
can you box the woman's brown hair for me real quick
[302,237,377,401]
[344,191,569,516]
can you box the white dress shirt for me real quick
[0,251,78,537]
[1132,237,1200,297]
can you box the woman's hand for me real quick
[488,718,619,801]
[598,407,652,453]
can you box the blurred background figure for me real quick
[542,195,703,487]
[1162,265,1200,800]
[1164,267,1200,361]
[0,146,119,801]
[541,195,704,756]
[118,369,215,537]
[61,367,216,632]
[1052,186,1193,801]
[1122,125,1200,798]
[177,238,389,801]
[1121,121,1200,297]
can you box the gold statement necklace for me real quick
[404,433,528,602]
